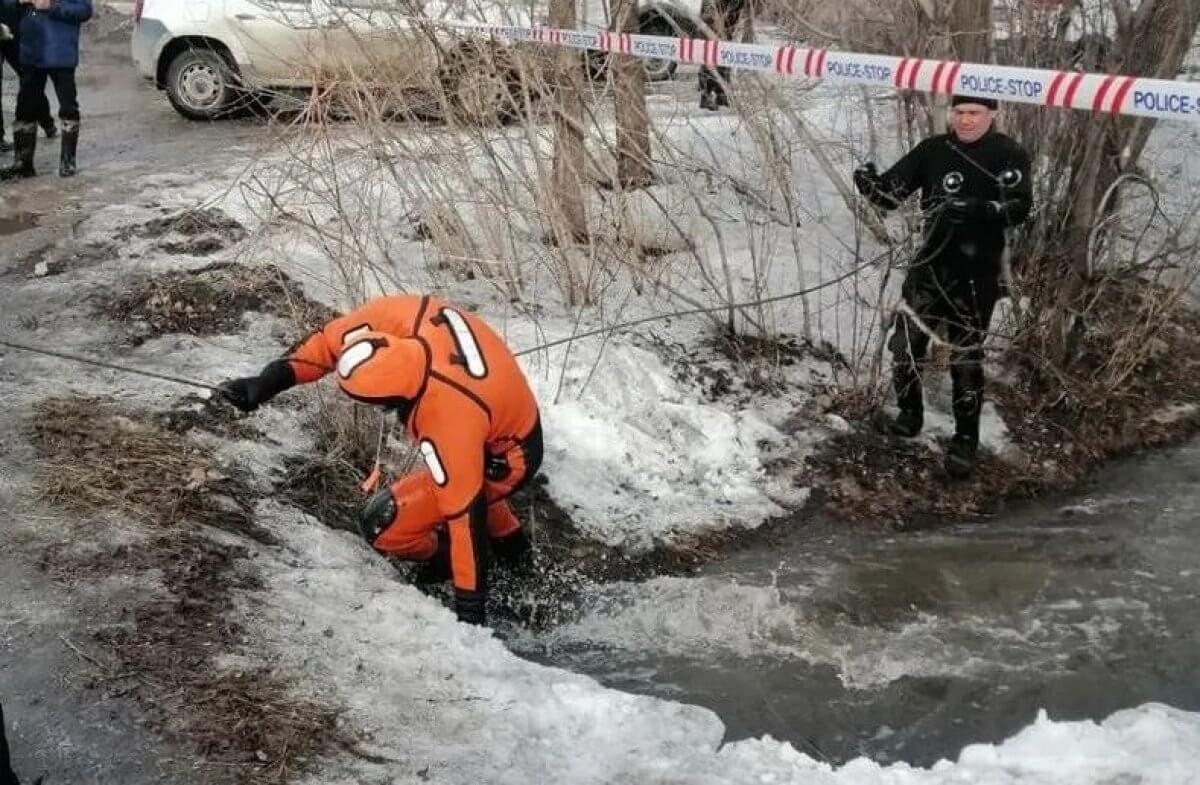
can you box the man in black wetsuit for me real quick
[853,95,1032,478]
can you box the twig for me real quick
[59,634,109,671]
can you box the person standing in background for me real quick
[0,0,90,180]
[0,0,57,154]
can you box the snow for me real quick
[531,340,797,548]
[212,79,1030,548]
[249,508,1200,785]
[17,69,1195,785]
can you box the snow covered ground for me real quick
[249,505,1200,785]
[8,52,1199,782]
[152,82,1195,780]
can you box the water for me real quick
[507,439,1200,766]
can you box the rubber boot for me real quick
[944,433,979,479]
[889,408,924,438]
[0,124,36,181]
[59,121,78,178]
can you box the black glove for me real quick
[853,162,881,197]
[455,590,486,626]
[219,359,295,412]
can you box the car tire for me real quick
[638,15,679,82]
[584,15,681,84]
[165,47,244,121]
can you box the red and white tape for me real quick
[426,18,1200,124]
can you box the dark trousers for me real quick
[16,66,76,127]
[1,702,18,785]
[698,0,747,98]
[0,43,52,136]
[890,271,999,439]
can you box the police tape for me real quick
[419,17,1200,124]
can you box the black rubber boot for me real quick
[699,89,719,111]
[944,433,979,479]
[889,408,924,438]
[59,121,78,178]
[0,125,36,181]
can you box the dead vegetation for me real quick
[122,206,249,252]
[26,396,351,784]
[99,262,337,346]
[278,396,389,535]
[805,277,1200,527]
[28,396,264,541]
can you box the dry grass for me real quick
[28,396,264,540]
[278,396,392,535]
[99,262,337,346]
[124,206,248,242]
[1001,277,1200,463]
[27,396,352,785]
[806,279,1200,527]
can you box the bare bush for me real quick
[225,0,1200,458]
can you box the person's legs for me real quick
[1,67,47,180]
[943,280,999,477]
[365,470,443,560]
[889,309,932,423]
[0,44,10,151]
[482,421,542,561]
[48,68,78,176]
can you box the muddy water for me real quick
[0,213,39,237]
[508,439,1200,766]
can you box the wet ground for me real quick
[510,438,1200,766]
[0,9,272,783]
[4,7,1200,782]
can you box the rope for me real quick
[1,248,886,393]
[513,253,885,357]
[0,337,222,393]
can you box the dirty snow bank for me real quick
[253,507,1200,785]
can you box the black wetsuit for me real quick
[860,130,1032,440]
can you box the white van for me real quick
[131,0,707,121]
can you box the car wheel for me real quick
[583,16,681,83]
[165,48,242,121]
[638,15,680,82]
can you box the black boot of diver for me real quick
[889,408,924,438]
[944,433,979,479]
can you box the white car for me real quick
[131,0,709,121]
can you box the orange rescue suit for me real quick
[286,294,541,613]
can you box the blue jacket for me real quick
[0,0,92,69]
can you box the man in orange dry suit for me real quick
[218,294,543,626]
